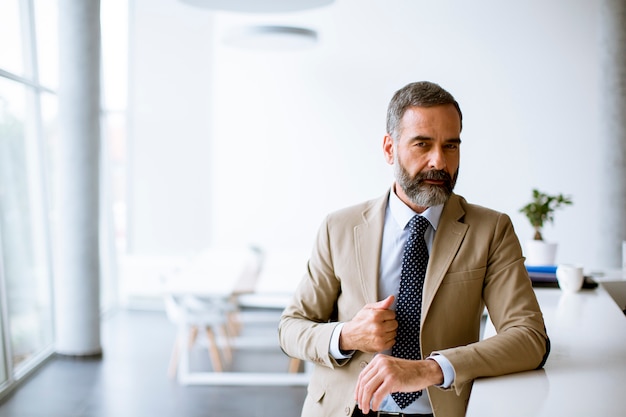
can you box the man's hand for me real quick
[354,355,444,413]
[339,295,397,353]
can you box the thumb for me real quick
[369,295,395,310]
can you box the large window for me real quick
[0,0,127,396]
[0,0,56,393]
[0,0,129,393]
[0,77,54,378]
[0,0,26,77]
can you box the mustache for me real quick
[415,169,453,183]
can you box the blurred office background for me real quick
[0,0,624,406]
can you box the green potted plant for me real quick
[519,189,573,265]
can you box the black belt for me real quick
[352,408,434,417]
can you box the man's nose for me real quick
[428,146,446,170]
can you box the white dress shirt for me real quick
[329,188,455,413]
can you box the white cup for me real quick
[556,264,584,292]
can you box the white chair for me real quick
[165,293,232,376]
[164,245,265,378]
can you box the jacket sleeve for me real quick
[278,214,348,369]
[433,212,550,394]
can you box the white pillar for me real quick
[54,0,102,356]
[599,0,626,268]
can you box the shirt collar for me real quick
[389,185,444,231]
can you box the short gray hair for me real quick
[386,81,463,139]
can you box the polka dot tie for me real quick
[391,215,430,409]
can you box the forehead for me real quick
[399,104,461,135]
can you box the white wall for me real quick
[129,0,611,270]
[128,0,215,255]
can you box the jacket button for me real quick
[345,406,351,415]
[359,361,368,369]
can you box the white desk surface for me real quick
[466,285,626,416]
[236,251,309,309]
[164,248,258,297]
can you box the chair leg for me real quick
[288,358,301,373]
[187,326,199,347]
[226,310,241,337]
[219,324,233,365]
[167,337,181,378]
[172,325,199,377]
[204,327,223,372]
[169,325,199,379]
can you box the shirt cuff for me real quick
[329,322,355,360]
[427,353,455,388]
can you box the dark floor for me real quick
[0,308,307,417]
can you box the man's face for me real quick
[383,104,461,212]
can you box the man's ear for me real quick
[383,134,395,165]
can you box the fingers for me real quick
[368,295,395,311]
[341,297,397,353]
[355,361,376,413]
[342,320,396,353]
[355,357,441,412]
[355,356,395,413]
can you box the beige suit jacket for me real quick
[279,191,549,417]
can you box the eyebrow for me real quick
[410,135,462,144]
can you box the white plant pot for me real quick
[524,240,558,266]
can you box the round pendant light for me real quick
[222,25,318,50]
[180,0,334,13]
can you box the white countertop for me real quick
[466,285,626,416]
[164,247,260,297]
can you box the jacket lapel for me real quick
[422,194,468,318]
[354,192,389,304]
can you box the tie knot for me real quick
[408,215,430,236]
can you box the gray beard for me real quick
[394,161,457,208]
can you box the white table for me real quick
[237,249,308,309]
[466,284,626,416]
[164,247,260,297]
[166,248,311,386]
